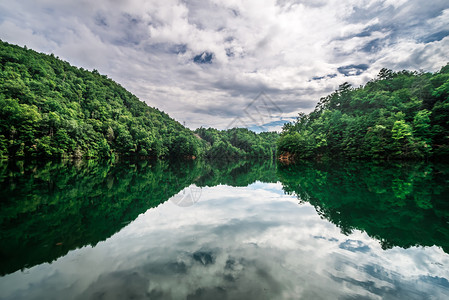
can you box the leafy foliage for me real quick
[195,127,278,160]
[278,66,449,160]
[0,40,203,158]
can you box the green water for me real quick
[0,159,448,299]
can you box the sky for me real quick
[1,0,449,130]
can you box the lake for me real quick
[1,159,449,299]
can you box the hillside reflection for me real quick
[0,159,276,275]
[277,160,449,253]
[1,158,448,276]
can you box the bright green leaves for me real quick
[54,129,75,153]
[413,110,431,142]
[391,120,412,141]
[0,98,42,156]
[278,66,449,160]
[195,127,278,160]
[0,41,203,159]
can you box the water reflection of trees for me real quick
[1,158,448,276]
[277,161,449,253]
[0,159,277,275]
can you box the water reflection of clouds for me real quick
[1,183,449,299]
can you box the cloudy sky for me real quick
[1,0,449,130]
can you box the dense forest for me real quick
[278,66,449,160]
[3,40,449,161]
[195,127,278,160]
[0,41,278,160]
[0,40,206,159]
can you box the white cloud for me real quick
[1,0,448,129]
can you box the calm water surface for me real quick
[0,159,448,299]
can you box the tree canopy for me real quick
[195,127,278,160]
[0,41,279,160]
[0,40,203,159]
[278,66,449,160]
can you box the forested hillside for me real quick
[278,66,449,160]
[0,41,203,159]
[195,127,278,160]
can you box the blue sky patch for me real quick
[338,64,369,76]
[193,52,214,64]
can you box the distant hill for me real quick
[278,65,449,160]
[0,40,203,158]
[195,127,278,160]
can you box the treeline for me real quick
[0,40,204,159]
[195,127,278,160]
[0,41,279,160]
[278,66,449,160]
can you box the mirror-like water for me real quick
[1,159,448,299]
